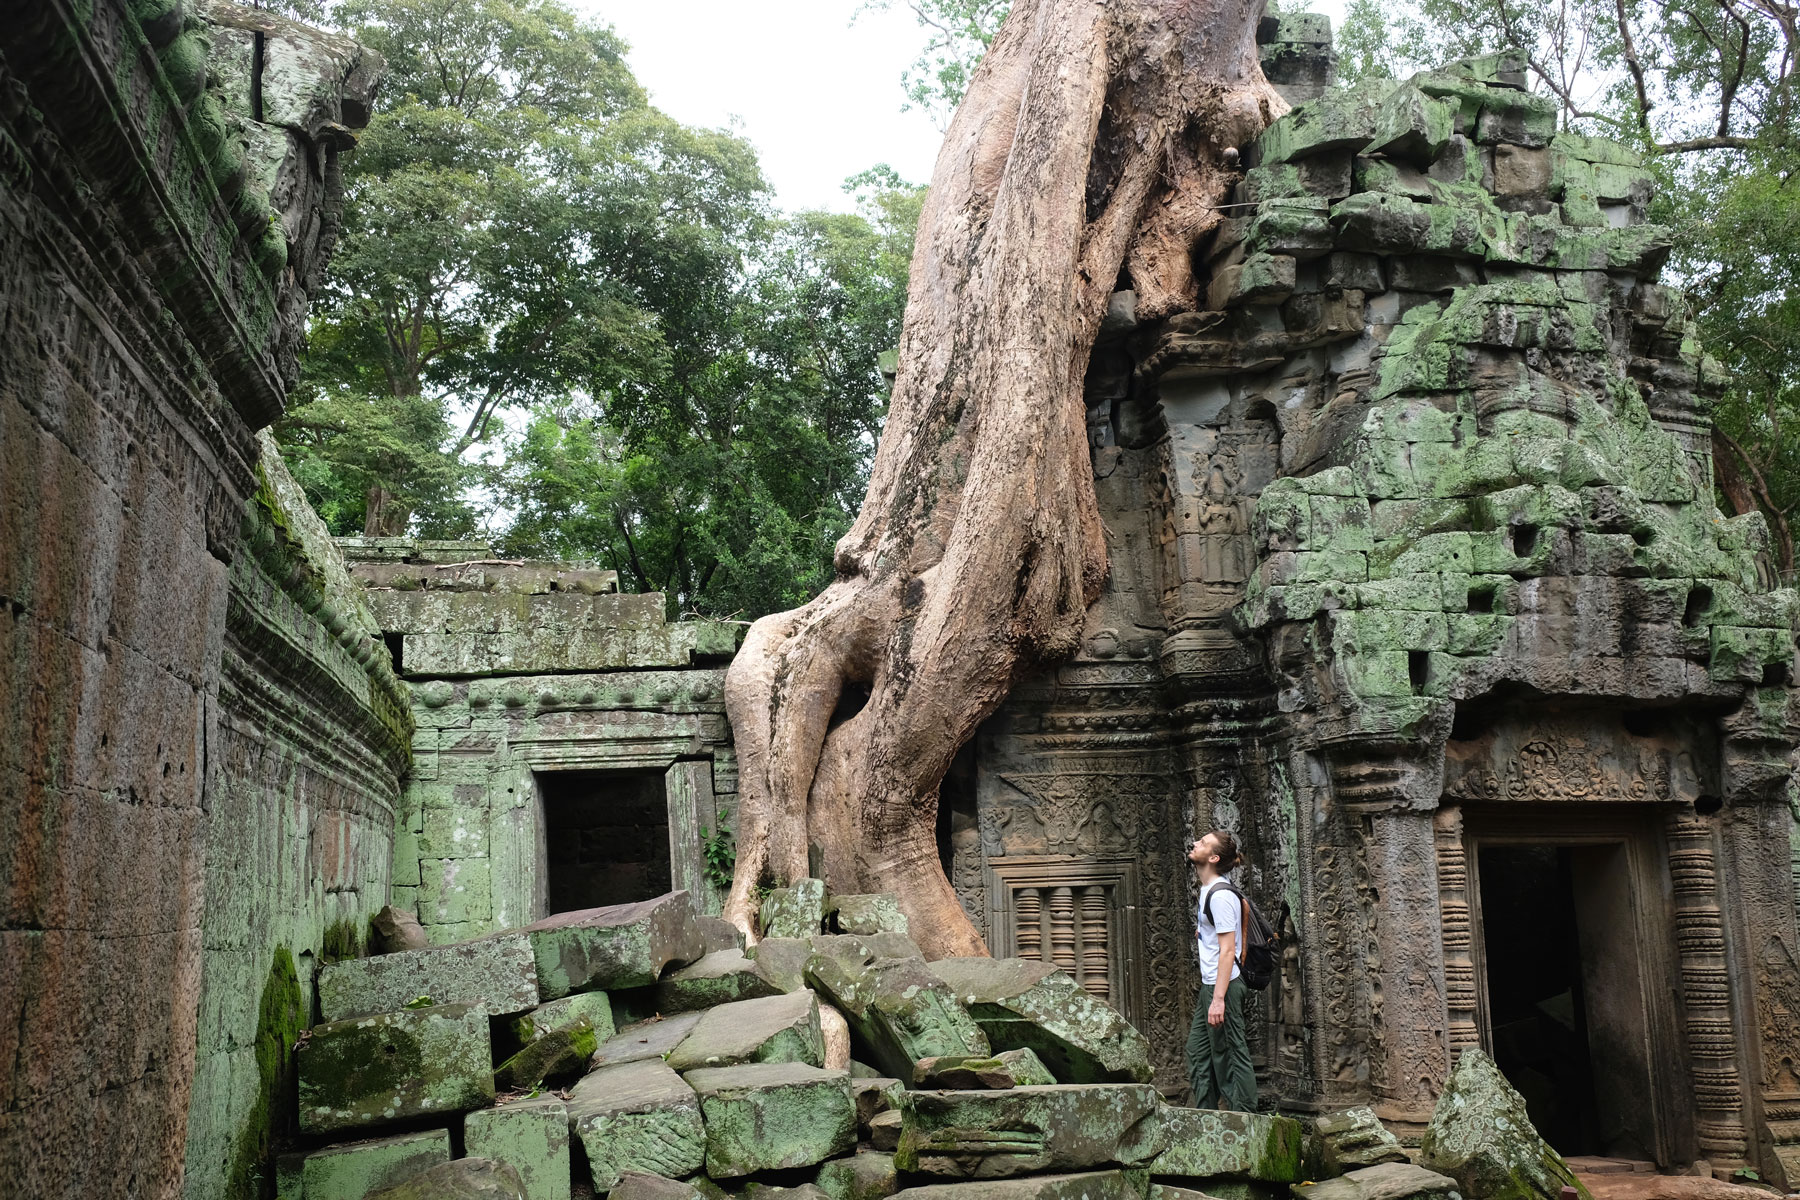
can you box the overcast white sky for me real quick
[583,1,1353,215]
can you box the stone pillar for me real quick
[1433,806,1480,1055]
[666,760,718,914]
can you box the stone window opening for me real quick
[536,768,671,915]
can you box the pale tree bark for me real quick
[724,0,1285,956]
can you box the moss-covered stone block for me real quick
[465,1096,571,1200]
[655,948,784,1012]
[300,1130,452,1200]
[1312,1107,1411,1176]
[1295,1163,1465,1200]
[1421,1050,1590,1200]
[806,947,989,1078]
[817,1151,901,1200]
[686,1062,857,1178]
[929,958,1152,1085]
[667,989,826,1071]
[593,1011,706,1069]
[1258,88,1390,164]
[297,1003,494,1134]
[747,936,815,992]
[420,858,493,925]
[1369,86,1456,163]
[493,1016,598,1091]
[568,1060,706,1190]
[761,878,828,938]
[1148,1106,1305,1182]
[888,1172,1140,1200]
[914,1047,1057,1089]
[365,1157,528,1199]
[318,933,539,1022]
[507,990,615,1048]
[524,890,704,998]
[895,1084,1165,1179]
[832,893,910,936]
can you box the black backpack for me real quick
[1200,881,1280,990]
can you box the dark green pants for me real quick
[1185,975,1257,1110]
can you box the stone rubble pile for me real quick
[275,882,1588,1200]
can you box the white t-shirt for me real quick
[1197,879,1243,985]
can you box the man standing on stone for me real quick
[1185,830,1257,1110]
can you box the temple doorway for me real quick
[536,769,671,914]
[1467,816,1671,1165]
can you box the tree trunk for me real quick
[723,0,1285,956]
[364,483,411,536]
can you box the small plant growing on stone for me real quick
[700,820,736,890]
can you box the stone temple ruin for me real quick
[4,1,1800,1198]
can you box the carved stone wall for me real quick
[0,1,377,1193]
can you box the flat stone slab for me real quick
[568,1059,705,1190]
[613,1175,709,1200]
[832,893,909,936]
[466,1096,571,1200]
[929,958,1153,1084]
[654,949,784,1013]
[896,1084,1165,1179]
[697,915,745,953]
[1294,1163,1466,1200]
[761,879,826,939]
[318,934,539,1021]
[591,1012,706,1069]
[889,1171,1142,1200]
[747,938,813,992]
[666,990,825,1071]
[806,949,988,1079]
[684,1062,857,1178]
[507,991,614,1048]
[1313,1108,1409,1174]
[817,1151,901,1200]
[366,1158,528,1200]
[1149,1106,1305,1183]
[298,1003,494,1134]
[301,1130,451,1200]
[914,1048,1055,1090]
[493,1018,599,1092]
[522,890,704,998]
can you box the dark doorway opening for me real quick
[1476,840,1658,1162]
[538,769,670,914]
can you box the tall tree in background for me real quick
[1338,0,1800,570]
[858,0,1012,126]
[722,0,1286,954]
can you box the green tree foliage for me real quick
[856,0,1011,126]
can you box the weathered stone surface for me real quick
[748,937,815,992]
[818,1151,902,1200]
[592,1011,707,1068]
[1421,1051,1591,1200]
[896,1084,1165,1179]
[888,1170,1142,1200]
[667,990,826,1070]
[832,894,910,936]
[697,915,746,953]
[372,905,431,954]
[822,1002,853,1070]
[507,991,615,1048]
[762,878,828,939]
[365,1158,529,1200]
[807,949,989,1078]
[1313,1108,1409,1175]
[318,934,539,1021]
[655,949,784,1012]
[297,1003,494,1134]
[523,891,704,998]
[1150,1107,1305,1183]
[465,1097,571,1200]
[301,1130,452,1200]
[1151,1186,1219,1200]
[1295,1164,1465,1200]
[870,1110,904,1151]
[493,1017,599,1091]
[928,959,1152,1084]
[568,1060,706,1190]
[914,1048,1057,1090]
[746,1185,832,1200]
[685,1062,858,1178]
[855,1076,907,1131]
[613,1174,709,1200]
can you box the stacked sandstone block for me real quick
[276,886,1313,1200]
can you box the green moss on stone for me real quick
[225,946,305,1199]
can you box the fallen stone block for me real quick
[465,1096,570,1200]
[888,1170,1141,1200]
[371,905,430,954]
[506,991,614,1050]
[685,1062,858,1178]
[854,1076,906,1132]
[870,1109,903,1151]
[832,894,909,936]
[896,1084,1164,1179]
[366,1158,528,1200]
[1150,1186,1217,1200]
[666,990,825,1071]
[1421,1050,1590,1200]
[1150,1106,1306,1183]
[1294,1163,1465,1200]
[612,1175,708,1200]
[592,1011,705,1069]
[697,915,745,953]
[747,937,814,992]
[523,890,704,998]
[493,1017,599,1092]
[1313,1108,1409,1175]
[655,949,784,1012]
[914,1048,1056,1090]
[298,1003,494,1134]
[568,1059,706,1191]
[762,878,827,939]
[807,949,988,1079]
[817,1151,901,1200]
[318,934,539,1022]
[928,958,1153,1084]
[746,1186,832,1200]
[301,1130,451,1200]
